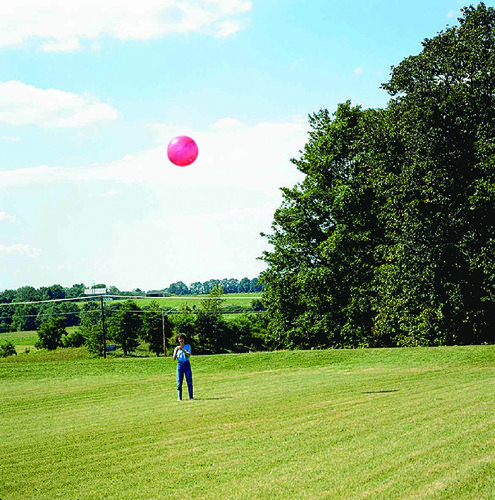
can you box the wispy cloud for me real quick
[0,244,41,258]
[354,66,363,76]
[0,80,119,128]
[101,190,122,198]
[216,20,243,38]
[0,0,253,52]
[0,211,16,223]
[0,116,306,191]
[0,115,307,289]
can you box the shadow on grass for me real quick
[192,397,233,401]
[362,389,399,394]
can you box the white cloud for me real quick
[216,20,242,37]
[1,136,21,142]
[354,66,363,76]
[41,38,82,53]
[0,116,307,289]
[0,211,16,223]
[101,190,122,198]
[0,244,42,258]
[0,116,307,191]
[0,0,253,51]
[0,81,119,128]
[102,201,278,287]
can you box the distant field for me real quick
[0,294,263,351]
[0,330,38,347]
[1,345,494,500]
[110,293,262,310]
[0,327,79,353]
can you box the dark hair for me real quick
[176,333,187,343]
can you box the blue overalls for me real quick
[176,344,193,400]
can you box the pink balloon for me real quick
[167,135,199,167]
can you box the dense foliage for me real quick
[0,276,262,333]
[0,292,267,357]
[36,317,67,350]
[75,295,267,357]
[261,3,495,349]
[0,278,266,356]
[0,340,16,357]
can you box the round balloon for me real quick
[167,135,198,167]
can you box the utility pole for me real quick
[162,310,167,356]
[101,296,107,359]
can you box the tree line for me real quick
[0,277,263,333]
[1,286,269,357]
[260,4,495,349]
[84,287,267,357]
[167,277,263,295]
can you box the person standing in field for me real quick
[173,333,194,401]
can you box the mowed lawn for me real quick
[107,293,262,310]
[1,346,494,500]
[0,330,39,352]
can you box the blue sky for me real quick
[0,0,480,292]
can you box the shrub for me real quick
[62,329,86,348]
[251,299,266,312]
[81,324,105,356]
[36,317,67,350]
[0,340,17,357]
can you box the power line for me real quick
[0,296,100,307]
[0,294,262,307]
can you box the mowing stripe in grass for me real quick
[1,346,494,499]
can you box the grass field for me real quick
[0,329,38,349]
[0,327,80,353]
[108,293,262,310]
[1,346,494,499]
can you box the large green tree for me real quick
[0,290,16,332]
[39,284,66,300]
[107,300,142,355]
[195,285,234,352]
[168,281,190,295]
[141,301,172,356]
[373,2,495,346]
[261,3,495,348]
[37,301,81,329]
[12,304,39,331]
[14,286,39,302]
[261,103,384,348]
[36,317,67,350]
